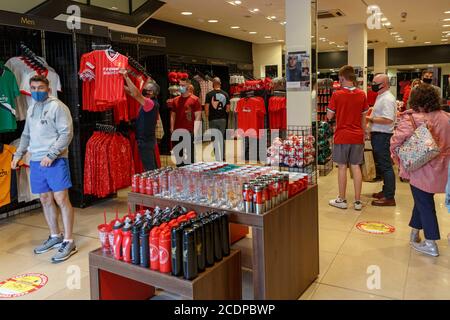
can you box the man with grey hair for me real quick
[205,77,230,161]
[121,69,160,170]
[367,73,397,206]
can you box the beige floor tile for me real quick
[310,284,392,300]
[0,224,51,257]
[409,242,450,275]
[298,282,319,300]
[318,251,336,282]
[46,274,91,300]
[319,210,360,233]
[338,232,411,261]
[404,269,450,300]
[319,229,349,254]
[0,261,89,300]
[0,251,44,279]
[321,253,408,300]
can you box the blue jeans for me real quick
[371,132,396,199]
[410,185,440,240]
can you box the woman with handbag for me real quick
[390,84,450,257]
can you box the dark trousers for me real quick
[410,185,441,240]
[137,140,157,171]
[371,132,396,199]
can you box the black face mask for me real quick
[371,83,384,93]
[142,89,152,97]
[422,78,433,84]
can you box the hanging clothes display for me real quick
[0,63,20,133]
[0,144,24,208]
[5,56,62,121]
[228,97,240,130]
[236,96,266,138]
[84,131,134,198]
[10,139,39,203]
[268,96,287,130]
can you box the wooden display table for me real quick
[128,185,319,300]
[89,249,242,300]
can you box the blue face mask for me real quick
[179,86,187,94]
[31,91,49,102]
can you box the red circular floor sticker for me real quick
[356,221,396,235]
[0,273,48,298]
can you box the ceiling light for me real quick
[390,32,399,35]
[381,18,388,22]
[270,16,277,19]
[398,40,405,43]
[111,6,118,10]
[265,36,272,39]
[443,25,450,27]
[280,21,287,25]
[445,11,450,14]
[424,41,431,44]
[442,38,449,41]
[383,22,392,26]
[277,40,284,42]
[329,41,335,44]
[181,12,192,15]
[443,18,450,21]
[227,1,241,5]
[231,26,240,29]
[249,31,257,34]
[234,0,242,4]
[208,19,219,23]
[249,8,259,13]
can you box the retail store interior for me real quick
[0,0,449,301]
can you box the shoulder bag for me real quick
[398,114,440,172]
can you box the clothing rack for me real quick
[127,55,151,78]
[95,123,116,133]
[19,43,46,72]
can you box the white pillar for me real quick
[348,24,368,92]
[373,43,387,74]
[285,0,317,126]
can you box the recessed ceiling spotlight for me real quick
[111,6,118,10]
[329,41,335,44]
[390,32,399,35]
[443,18,450,21]
[265,36,272,39]
[181,12,193,15]
[442,38,449,41]
[280,21,287,25]
[443,24,450,27]
[231,26,240,29]
[277,39,284,42]
[383,22,392,26]
[445,11,450,14]
[234,0,242,4]
[208,19,219,23]
[424,41,431,44]
[381,18,388,22]
[249,8,259,13]
[249,31,257,34]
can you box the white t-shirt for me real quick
[370,91,397,134]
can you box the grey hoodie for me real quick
[14,96,73,162]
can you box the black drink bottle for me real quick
[219,213,230,257]
[131,217,143,265]
[212,214,223,262]
[202,218,214,267]
[171,226,183,277]
[183,228,198,280]
[139,222,150,268]
[193,223,205,272]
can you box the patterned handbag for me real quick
[398,114,441,172]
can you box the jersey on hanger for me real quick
[0,67,20,133]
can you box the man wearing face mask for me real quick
[11,75,76,263]
[121,69,159,171]
[367,74,397,207]
[170,78,202,165]
[415,70,442,98]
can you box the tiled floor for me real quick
[0,170,449,300]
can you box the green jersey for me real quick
[0,65,20,133]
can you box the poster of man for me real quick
[286,51,310,91]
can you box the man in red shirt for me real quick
[327,65,369,211]
[170,78,202,165]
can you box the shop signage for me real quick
[110,31,166,48]
[0,10,70,34]
[356,221,396,235]
[0,273,48,298]
[206,59,228,66]
[237,63,254,71]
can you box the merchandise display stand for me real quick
[128,185,319,300]
[89,249,242,300]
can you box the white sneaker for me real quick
[329,197,348,209]
[354,201,363,211]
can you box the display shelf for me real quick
[128,186,319,300]
[89,248,242,300]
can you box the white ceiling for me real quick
[153,0,450,50]
[1,0,449,51]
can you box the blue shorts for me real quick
[30,158,72,194]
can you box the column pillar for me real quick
[348,24,368,92]
[285,0,317,126]
[373,43,387,74]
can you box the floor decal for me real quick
[356,221,396,235]
[0,273,48,298]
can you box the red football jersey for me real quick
[85,50,128,106]
[236,97,266,138]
